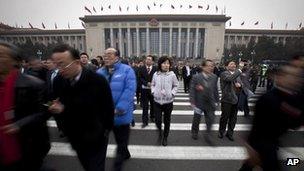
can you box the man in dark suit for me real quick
[239,65,304,171]
[138,55,157,127]
[190,59,219,145]
[49,44,114,171]
[218,60,244,141]
[182,61,192,93]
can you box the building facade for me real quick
[0,14,303,61]
[79,15,230,61]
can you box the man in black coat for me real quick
[138,55,157,127]
[218,60,243,141]
[182,61,192,93]
[239,65,304,171]
[0,42,50,171]
[49,44,114,171]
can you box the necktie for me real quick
[147,67,151,74]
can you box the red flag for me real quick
[55,23,57,29]
[28,22,34,29]
[254,21,259,25]
[42,22,46,29]
[198,5,203,9]
[206,5,209,10]
[171,5,175,9]
[241,21,245,26]
[82,22,86,28]
[189,5,192,9]
[271,22,273,29]
[84,6,92,14]
[93,6,97,13]
[215,6,218,13]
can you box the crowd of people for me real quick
[0,41,303,171]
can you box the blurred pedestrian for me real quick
[151,56,178,146]
[239,65,304,171]
[0,42,50,171]
[49,44,114,171]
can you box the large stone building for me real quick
[0,14,303,61]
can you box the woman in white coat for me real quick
[151,56,178,146]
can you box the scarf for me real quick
[0,69,21,165]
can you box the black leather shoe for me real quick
[226,134,234,141]
[218,132,223,139]
[162,137,168,146]
[192,133,198,140]
[141,123,148,128]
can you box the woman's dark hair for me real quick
[157,56,172,71]
[0,41,22,68]
[52,44,80,60]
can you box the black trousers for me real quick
[75,138,108,171]
[141,89,155,124]
[219,102,238,137]
[183,76,191,93]
[154,102,173,138]
[113,124,131,171]
[191,109,215,135]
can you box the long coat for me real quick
[54,68,114,151]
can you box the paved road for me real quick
[44,83,304,171]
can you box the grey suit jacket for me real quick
[189,72,219,111]
[220,70,243,104]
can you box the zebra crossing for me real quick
[45,82,304,171]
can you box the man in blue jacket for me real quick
[97,47,136,171]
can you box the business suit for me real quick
[182,66,192,93]
[138,65,157,125]
[190,72,219,137]
[53,68,114,171]
[219,69,242,139]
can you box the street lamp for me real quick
[251,50,256,64]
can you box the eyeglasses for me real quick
[57,60,77,70]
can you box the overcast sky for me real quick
[0,0,303,30]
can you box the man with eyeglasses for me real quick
[97,47,136,171]
[48,44,114,171]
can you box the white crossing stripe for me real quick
[139,102,255,107]
[49,142,304,160]
[133,110,254,116]
[47,121,304,132]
